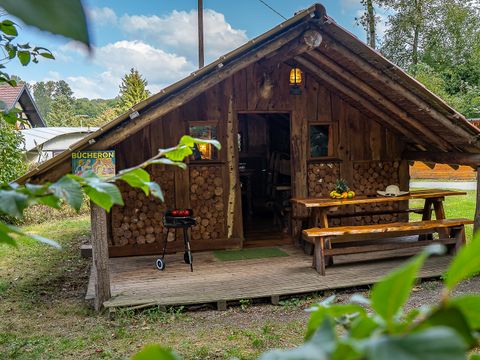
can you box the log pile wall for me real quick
[352,161,401,224]
[111,166,175,247]
[189,165,227,241]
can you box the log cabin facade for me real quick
[19,4,480,308]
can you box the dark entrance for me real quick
[237,113,292,245]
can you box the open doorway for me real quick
[237,113,292,245]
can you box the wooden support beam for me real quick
[295,56,430,148]
[319,33,478,147]
[217,300,227,311]
[306,51,451,151]
[271,295,280,305]
[475,167,480,235]
[316,32,479,146]
[90,202,111,311]
[404,150,480,167]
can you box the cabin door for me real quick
[237,113,292,245]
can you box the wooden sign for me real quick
[72,151,115,178]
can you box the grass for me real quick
[0,190,476,359]
[0,216,307,359]
[214,247,289,261]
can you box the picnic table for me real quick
[292,190,470,275]
[291,189,466,229]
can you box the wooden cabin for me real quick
[19,4,480,309]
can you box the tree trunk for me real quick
[366,0,376,49]
[411,0,422,71]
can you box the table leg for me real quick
[315,209,333,266]
[419,199,434,241]
[433,199,450,238]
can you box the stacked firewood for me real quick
[307,163,342,226]
[352,161,401,225]
[111,166,175,246]
[189,165,226,241]
[307,163,341,197]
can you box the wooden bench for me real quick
[302,218,473,275]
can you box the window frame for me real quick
[188,121,220,162]
[308,122,336,160]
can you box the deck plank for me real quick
[85,245,452,308]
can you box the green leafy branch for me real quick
[0,136,220,247]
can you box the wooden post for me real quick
[226,96,243,242]
[90,202,111,311]
[198,0,204,68]
[475,167,480,235]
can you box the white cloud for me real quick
[60,40,195,98]
[52,7,246,99]
[87,7,118,26]
[119,9,248,63]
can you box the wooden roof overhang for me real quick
[18,3,480,184]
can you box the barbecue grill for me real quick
[155,209,196,272]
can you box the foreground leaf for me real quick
[259,342,328,360]
[118,168,151,195]
[449,295,480,330]
[0,0,90,47]
[0,190,29,217]
[415,307,476,347]
[370,246,442,326]
[444,233,480,290]
[50,176,83,211]
[363,327,467,360]
[132,345,180,360]
[306,303,366,340]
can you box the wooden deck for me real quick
[86,245,452,309]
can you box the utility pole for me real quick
[198,0,205,68]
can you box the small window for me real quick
[309,124,331,158]
[189,123,218,160]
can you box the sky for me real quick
[7,0,388,100]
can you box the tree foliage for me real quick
[33,80,120,127]
[0,122,26,183]
[361,0,480,117]
[118,68,151,111]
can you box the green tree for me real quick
[380,0,437,71]
[118,68,151,111]
[32,80,56,117]
[45,94,77,126]
[89,106,120,127]
[0,122,26,183]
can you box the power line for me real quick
[257,0,288,20]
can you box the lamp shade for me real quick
[289,67,302,85]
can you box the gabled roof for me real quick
[0,83,46,127]
[19,3,480,183]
